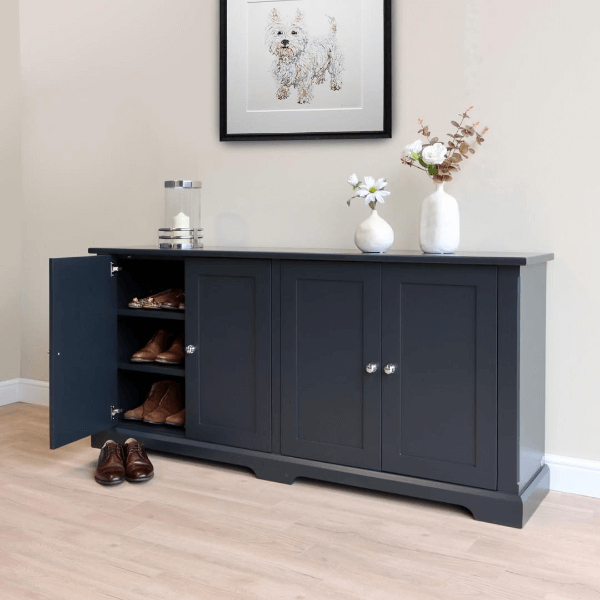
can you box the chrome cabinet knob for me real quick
[185,345,196,355]
[384,364,397,375]
[365,363,378,374]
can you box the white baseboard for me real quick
[0,378,49,407]
[545,454,600,499]
[0,379,20,407]
[20,378,50,406]
[2,378,599,499]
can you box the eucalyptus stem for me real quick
[401,159,429,173]
[446,110,471,161]
[400,107,487,185]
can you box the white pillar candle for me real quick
[173,212,190,232]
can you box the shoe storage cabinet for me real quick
[50,247,553,528]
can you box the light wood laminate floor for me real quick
[1,403,599,600]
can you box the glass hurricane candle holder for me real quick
[159,180,203,249]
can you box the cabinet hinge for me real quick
[110,263,121,277]
[111,406,123,419]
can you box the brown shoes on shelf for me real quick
[165,409,185,426]
[95,438,154,485]
[128,288,185,311]
[123,381,171,420]
[124,380,185,426]
[131,331,184,365]
[161,291,185,311]
[144,381,183,424]
[131,330,170,363]
[155,335,184,365]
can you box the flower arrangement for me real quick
[401,107,488,184]
[346,174,390,210]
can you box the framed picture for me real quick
[220,0,392,141]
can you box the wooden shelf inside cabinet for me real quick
[117,309,185,321]
[118,362,185,377]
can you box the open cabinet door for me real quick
[50,256,117,449]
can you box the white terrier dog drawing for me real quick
[265,8,344,105]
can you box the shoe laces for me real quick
[126,443,144,456]
[105,445,123,458]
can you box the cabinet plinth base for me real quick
[92,426,549,529]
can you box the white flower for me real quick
[347,173,359,187]
[358,176,391,205]
[402,140,423,159]
[421,142,447,165]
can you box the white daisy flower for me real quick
[358,176,391,205]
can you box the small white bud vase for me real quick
[419,182,460,254]
[354,208,394,253]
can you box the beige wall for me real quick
[0,0,22,382]
[17,0,600,462]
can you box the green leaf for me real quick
[411,152,421,161]
[427,165,438,176]
[418,157,429,169]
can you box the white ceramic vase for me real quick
[419,182,460,254]
[354,208,394,253]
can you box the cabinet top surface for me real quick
[88,246,554,266]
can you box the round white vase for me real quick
[354,209,394,253]
[419,182,460,254]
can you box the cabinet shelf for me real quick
[117,308,185,321]
[115,420,186,438]
[118,362,185,377]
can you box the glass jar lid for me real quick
[164,180,202,188]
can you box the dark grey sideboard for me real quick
[49,247,553,527]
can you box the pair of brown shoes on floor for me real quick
[124,381,185,426]
[131,330,184,365]
[95,438,153,485]
[128,288,185,311]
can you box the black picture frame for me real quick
[220,0,392,142]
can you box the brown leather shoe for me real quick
[128,289,181,309]
[144,382,183,424]
[143,289,184,310]
[155,335,184,365]
[95,440,125,486]
[165,409,185,426]
[123,438,154,483]
[161,291,185,311]
[131,330,172,363]
[124,380,172,420]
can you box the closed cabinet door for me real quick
[381,264,498,490]
[281,261,381,470]
[185,259,272,452]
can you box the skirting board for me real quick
[20,378,50,406]
[544,454,600,499]
[0,379,20,407]
[1,379,599,499]
[0,378,49,407]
